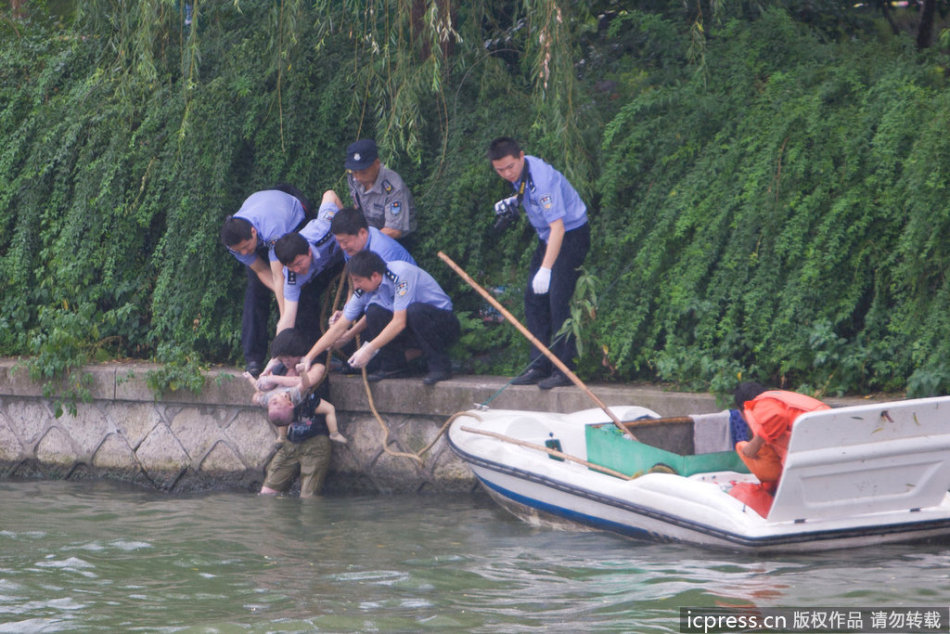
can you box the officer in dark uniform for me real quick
[344,139,417,243]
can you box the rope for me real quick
[329,269,470,467]
[359,364,426,466]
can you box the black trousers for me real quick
[291,256,345,350]
[523,222,590,374]
[241,267,272,366]
[241,256,344,365]
[362,303,460,373]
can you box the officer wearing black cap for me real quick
[344,139,417,242]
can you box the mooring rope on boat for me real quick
[358,375,477,466]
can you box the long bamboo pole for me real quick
[622,415,693,429]
[438,251,635,440]
[460,426,633,480]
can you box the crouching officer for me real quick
[302,250,459,385]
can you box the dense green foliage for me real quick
[2,1,950,405]
[591,10,950,398]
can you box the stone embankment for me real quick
[0,359,873,494]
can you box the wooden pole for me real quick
[460,426,633,480]
[622,415,693,430]
[438,251,635,440]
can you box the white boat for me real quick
[447,396,950,552]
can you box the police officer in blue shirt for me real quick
[221,189,308,377]
[329,203,416,265]
[344,139,417,243]
[488,137,591,390]
[270,191,347,365]
[301,250,459,385]
[319,202,417,369]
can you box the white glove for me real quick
[532,267,552,295]
[494,196,518,216]
[348,341,379,369]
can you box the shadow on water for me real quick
[2,480,950,632]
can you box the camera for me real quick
[492,197,519,233]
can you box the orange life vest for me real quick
[743,390,830,460]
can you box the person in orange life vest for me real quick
[733,381,831,491]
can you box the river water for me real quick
[2,480,950,633]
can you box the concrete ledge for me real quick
[0,358,883,494]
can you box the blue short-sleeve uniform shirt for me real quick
[282,201,344,302]
[342,226,416,266]
[229,190,306,266]
[342,260,452,322]
[512,156,588,242]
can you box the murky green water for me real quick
[2,480,950,632]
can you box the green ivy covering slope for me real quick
[1,3,949,405]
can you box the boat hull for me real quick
[448,404,950,553]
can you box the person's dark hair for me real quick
[487,137,522,161]
[269,328,310,358]
[274,232,309,265]
[330,206,369,237]
[270,183,313,218]
[220,216,254,247]
[346,249,386,279]
[733,381,767,410]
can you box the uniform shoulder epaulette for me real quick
[354,288,365,298]
[385,268,399,284]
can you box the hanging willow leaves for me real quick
[2,1,950,404]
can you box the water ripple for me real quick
[2,480,950,632]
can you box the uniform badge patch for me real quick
[396,280,409,297]
[388,201,401,216]
[540,194,553,209]
[383,179,394,194]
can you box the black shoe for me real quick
[538,371,572,390]
[245,361,264,378]
[510,367,549,386]
[422,369,452,385]
[366,367,409,383]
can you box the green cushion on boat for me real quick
[585,423,749,478]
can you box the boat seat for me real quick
[767,396,950,522]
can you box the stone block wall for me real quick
[0,360,481,494]
[10,357,871,495]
